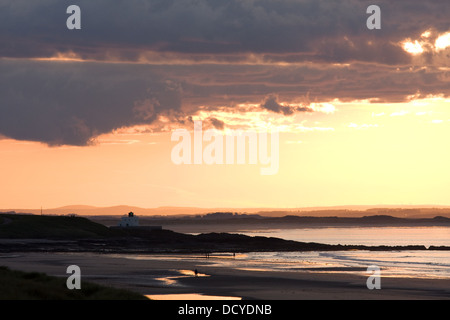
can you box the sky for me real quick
[0,0,449,210]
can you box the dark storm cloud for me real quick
[1,60,448,146]
[164,63,449,106]
[1,0,448,64]
[0,60,182,145]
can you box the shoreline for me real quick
[0,232,449,254]
[1,251,449,300]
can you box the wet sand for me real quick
[0,252,449,300]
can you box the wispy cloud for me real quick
[348,123,379,129]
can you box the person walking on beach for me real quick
[194,269,198,277]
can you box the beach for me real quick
[1,252,449,300]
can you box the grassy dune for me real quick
[0,266,148,300]
[0,213,119,239]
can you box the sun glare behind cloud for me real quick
[435,32,450,51]
[402,40,424,55]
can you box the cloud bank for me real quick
[0,0,449,145]
[1,0,449,64]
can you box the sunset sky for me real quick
[1,0,449,210]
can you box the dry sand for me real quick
[0,252,449,300]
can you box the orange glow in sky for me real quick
[1,3,449,211]
[1,96,449,209]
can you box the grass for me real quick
[0,213,121,239]
[0,266,148,300]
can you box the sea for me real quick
[140,226,450,281]
[231,226,450,279]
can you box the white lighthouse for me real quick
[118,212,139,227]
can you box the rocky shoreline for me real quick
[1,229,448,254]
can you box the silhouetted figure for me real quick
[194,269,198,277]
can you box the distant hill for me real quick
[2,204,450,218]
[1,205,232,216]
[133,213,450,228]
